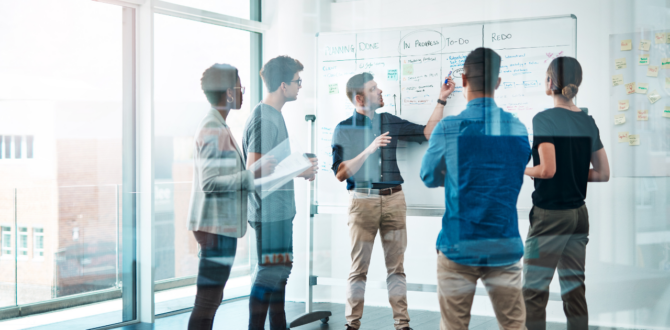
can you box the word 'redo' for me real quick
[491,33,512,42]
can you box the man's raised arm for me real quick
[335,132,391,182]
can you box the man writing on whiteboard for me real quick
[331,72,455,330]
[420,47,530,330]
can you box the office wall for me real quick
[262,0,670,328]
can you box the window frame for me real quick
[33,227,44,260]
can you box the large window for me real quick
[1,226,11,256]
[33,227,44,259]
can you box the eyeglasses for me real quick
[289,78,302,87]
[234,86,246,94]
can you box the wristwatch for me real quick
[437,98,447,106]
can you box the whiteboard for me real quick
[609,30,670,177]
[315,15,577,208]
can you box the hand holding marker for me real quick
[444,70,452,85]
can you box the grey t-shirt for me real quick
[242,102,296,222]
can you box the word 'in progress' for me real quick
[404,39,439,49]
[491,33,512,42]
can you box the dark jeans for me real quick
[188,231,238,330]
[248,218,294,330]
[523,205,589,330]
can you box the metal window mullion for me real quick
[153,0,268,33]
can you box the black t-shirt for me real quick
[531,108,604,210]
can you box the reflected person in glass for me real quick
[243,56,318,330]
[420,47,530,330]
[187,64,276,330]
[523,57,609,330]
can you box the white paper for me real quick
[249,139,312,199]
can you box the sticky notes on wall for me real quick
[648,90,661,103]
[402,64,413,75]
[615,114,626,125]
[628,134,640,146]
[618,100,629,111]
[664,106,670,118]
[612,74,624,86]
[637,83,649,94]
[387,69,398,81]
[615,58,627,69]
[621,39,632,50]
[639,54,650,65]
[637,109,649,120]
[662,58,670,68]
[647,65,659,77]
[639,40,652,50]
[617,131,629,142]
[625,82,636,94]
[656,32,667,44]
[328,83,339,95]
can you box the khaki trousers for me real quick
[523,205,589,330]
[437,251,525,330]
[345,190,409,330]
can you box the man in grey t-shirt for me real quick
[242,56,317,330]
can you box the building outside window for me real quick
[0,135,34,159]
[1,226,11,256]
[34,227,44,258]
[18,227,28,257]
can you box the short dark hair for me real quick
[463,47,501,94]
[201,63,239,106]
[547,57,582,99]
[260,56,304,92]
[346,72,375,104]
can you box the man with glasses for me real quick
[243,55,318,330]
[331,72,455,330]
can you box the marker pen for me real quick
[444,70,452,84]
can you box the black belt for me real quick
[349,185,402,196]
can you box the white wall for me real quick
[263,0,670,328]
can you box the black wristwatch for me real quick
[437,98,447,106]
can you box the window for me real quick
[1,226,11,256]
[14,135,22,159]
[26,135,34,159]
[4,136,10,159]
[34,228,44,258]
[18,227,28,257]
[0,135,34,159]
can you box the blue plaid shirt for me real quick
[420,98,531,267]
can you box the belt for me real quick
[349,185,402,196]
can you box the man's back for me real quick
[421,97,531,267]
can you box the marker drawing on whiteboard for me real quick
[394,94,397,115]
[444,70,452,84]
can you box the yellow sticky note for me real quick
[656,33,667,44]
[614,114,626,125]
[625,82,636,94]
[666,33,670,44]
[617,132,629,143]
[648,90,661,103]
[639,54,650,65]
[612,74,624,86]
[637,109,649,120]
[639,40,651,50]
[621,39,632,50]
[637,83,649,94]
[666,77,670,88]
[663,106,670,118]
[615,58,627,70]
[628,134,640,146]
[328,83,339,94]
[647,65,659,77]
[662,58,670,69]
[618,100,629,111]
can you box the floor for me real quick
[113,300,631,330]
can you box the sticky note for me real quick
[387,69,398,81]
[328,83,339,95]
[666,33,670,44]
[664,106,670,118]
[666,77,670,88]
[656,32,667,44]
[612,74,624,86]
[625,82,636,94]
[647,65,659,77]
[662,58,670,69]
[402,64,414,75]
[637,109,649,120]
[621,39,632,50]
[617,131,629,143]
[639,40,651,50]
[639,54,650,65]
[615,58,627,69]
[637,83,649,94]
[628,134,640,146]
[647,90,661,103]
[614,114,626,125]
[618,100,629,111]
